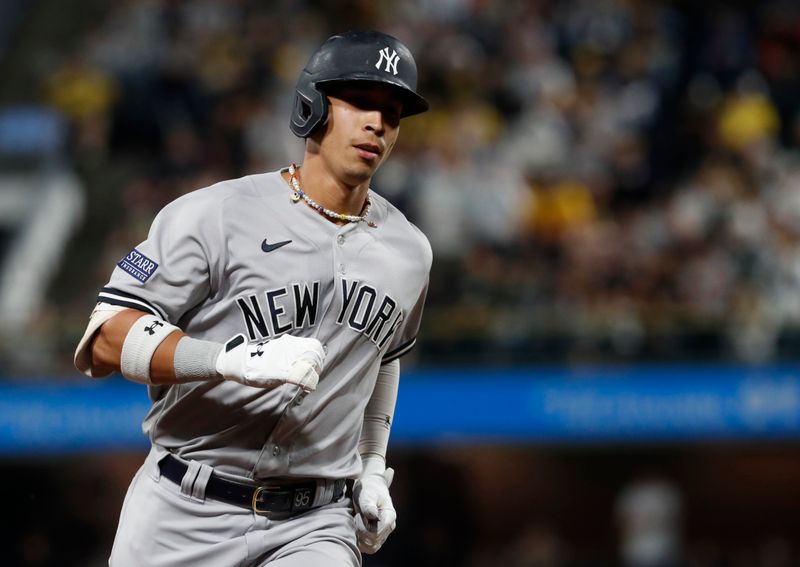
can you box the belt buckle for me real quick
[251,485,279,516]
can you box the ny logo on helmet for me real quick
[375,47,400,75]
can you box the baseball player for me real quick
[74,30,430,567]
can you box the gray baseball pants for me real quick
[109,448,360,567]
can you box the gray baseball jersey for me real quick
[97,169,431,481]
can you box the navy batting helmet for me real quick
[290,30,429,138]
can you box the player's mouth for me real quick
[353,143,382,161]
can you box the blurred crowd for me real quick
[3,2,800,566]
[7,0,800,372]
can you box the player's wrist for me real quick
[360,454,387,478]
[173,336,223,382]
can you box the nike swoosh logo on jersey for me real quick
[261,238,292,252]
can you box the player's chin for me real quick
[345,159,381,181]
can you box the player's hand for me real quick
[353,468,396,554]
[215,333,325,392]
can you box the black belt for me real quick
[159,454,352,516]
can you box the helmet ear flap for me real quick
[297,99,312,121]
[290,77,329,138]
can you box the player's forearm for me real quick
[81,306,323,390]
[90,309,186,384]
[354,362,400,555]
[359,359,400,474]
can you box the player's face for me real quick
[315,83,402,185]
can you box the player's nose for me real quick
[363,109,386,135]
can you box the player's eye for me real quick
[383,106,401,126]
[334,88,401,126]
[346,94,371,109]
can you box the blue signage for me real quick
[394,365,800,444]
[0,365,798,455]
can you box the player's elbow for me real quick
[89,309,148,374]
[89,332,119,375]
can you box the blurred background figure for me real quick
[615,476,683,567]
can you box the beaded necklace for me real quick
[288,163,372,224]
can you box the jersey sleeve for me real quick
[381,226,432,364]
[381,279,428,364]
[97,191,222,325]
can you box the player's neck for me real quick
[289,157,370,221]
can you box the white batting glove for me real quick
[215,333,325,392]
[353,468,396,554]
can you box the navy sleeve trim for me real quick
[97,287,166,319]
[382,337,416,364]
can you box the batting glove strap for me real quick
[353,468,396,554]
[215,333,325,392]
